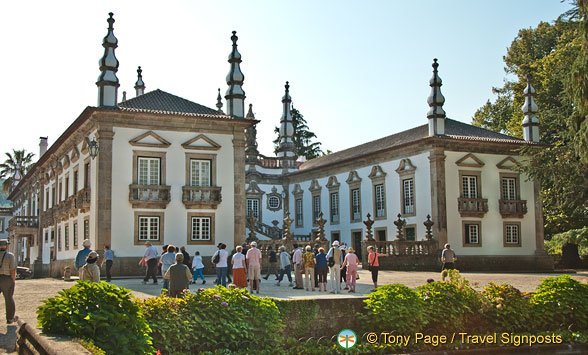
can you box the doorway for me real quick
[352,231,363,260]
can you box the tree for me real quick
[472,11,588,237]
[0,149,35,194]
[273,107,323,160]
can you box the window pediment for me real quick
[395,158,416,176]
[181,134,221,151]
[308,179,322,193]
[496,156,521,170]
[455,153,484,168]
[129,131,171,148]
[70,146,80,163]
[368,165,386,181]
[246,180,264,197]
[292,184,304,198]
[326,176,340,191]
[346,170,362,185]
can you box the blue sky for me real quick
[0,0,572,159]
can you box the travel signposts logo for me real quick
[338,329,357,349]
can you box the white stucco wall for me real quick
[444,151,537,256]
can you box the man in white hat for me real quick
[0,239,18,324]
[326,240,343,294]
[75,239,93,271]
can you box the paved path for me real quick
[1,270,586,353]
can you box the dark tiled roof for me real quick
[119,89,229,118]
[298,118,527,171]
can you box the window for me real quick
[463,221,481,246]
[501,177,517,200]
[330,192,339,223]
[376,229,387,241]
[70,224,75,248]
[191,216,211,241]
[84,162,90,188]
[375,184,385,218]
[351,188,361,221]
[0,219,3,233]
[138,216,160,241]
[50,230,55,242]
[405,226,416,241]
[246,199,259,218]
[295,199,303,227]
[65,224,69,249]
[57,227,61,250]
[73,170,79,193]
[189,159,211,187]
[58,179,62,202]
[402,178,415,215]
[313,195,321,223]
[65,177,69,198]
[138,157,160,185]
[83,219,88,243]
[268,196,280,209]
[461,175,478,199]
[504,223,521,247]
[44,231,48,243]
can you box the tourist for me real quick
[342,247,360,293]
[100,245,114,282]
[180,246,191,269]
[441,243,457,270]
[160,245,176,292]
[315,247,328,292]
[292,244,303,289]
[339,245,348,290]
[326,241,343,294]
[367,246,385,291]
[191,251,205,284]
[302,245,316,291]
[0,239,18,324]
[140,241,159,285]
[164,253,192,298]
[75,239,93,271]
[232,246,247,289]
[263,245,279,281]
[313,244,320,289]
[212,243,229,287]
[246,241,262,294]
[80,251,100,282]
[276,246,293,286]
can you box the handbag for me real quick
[327,257,335,268]
[212,251,220,264]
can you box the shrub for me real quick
[140,286,283,354]
[545,227,588,256]
[530,275,588,331]
[360,284,426,334]
[417,270,483,332]
[36,281,152,355]
[481,282,532,332]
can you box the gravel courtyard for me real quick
[1,270,586,353]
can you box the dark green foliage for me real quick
[481,282,532,332]
[0,180,11,207]
[140,286,283,354]
[273,107,323,160]
[275,299,319,338]
[417,270,483,332]
[36,281,153,355]
[530,275,588,331]
[545,226,588,256]
[360,284,426,334]
[0,149,35,194]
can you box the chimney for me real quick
[39,137,48,158]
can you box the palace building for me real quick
[6,13,551,277]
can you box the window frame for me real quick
[295,198,303,227]
[503,222,522,247]
[458,170,482,199]
[462,220,482,247]
[312,194,321,226]
[246,198,260,219]
[499,173,520,201]
[330,191,340,224]
[401,177,416,216]
[132,150,167,185]
[187,212,215,245]
[374,183,386,219]
[185,153,216,187]
[134,211,164,245]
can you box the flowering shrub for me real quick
[481,282,532,332]
[140,286,283,354]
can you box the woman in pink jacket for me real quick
[341,247,360,293]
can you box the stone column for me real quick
[428,147,447,247]
[534,181,546,254]
[95,126,114,255]
[233,131,246,247]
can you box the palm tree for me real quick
[0,149,35,194]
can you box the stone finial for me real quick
[246,216,258,242]
[522,73,540,143]
[363,213,375,241]
[97,12,120,107]
[315,212,327,242]
[134,66,145,97]
[394,213,406,240]
[225,31,246,117]
[427,58,446,136]
[282,212,293,241]
[122,91,127,102]
[277,81,298,170]
[424,214,434,240]
[216,88,224,113]
[245,103,259,163]
[246,103,255,119]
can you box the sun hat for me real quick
[82,239,91,247]
[332,241,340,247]
[87,251,98,259]
[250,241,257,246]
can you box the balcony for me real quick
[75,188,91,212]
[182,186,222,209]
[499,199,527,218]
[40,208,54,228]
[7,216,39,235]
[457,197,488,218]
[129,184,171,209]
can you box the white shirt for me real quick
[143,246,158,260]
[213,249,229,268]
[192,255,204,269]
[231,253,246,269]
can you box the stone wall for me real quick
[274,297,368,338]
